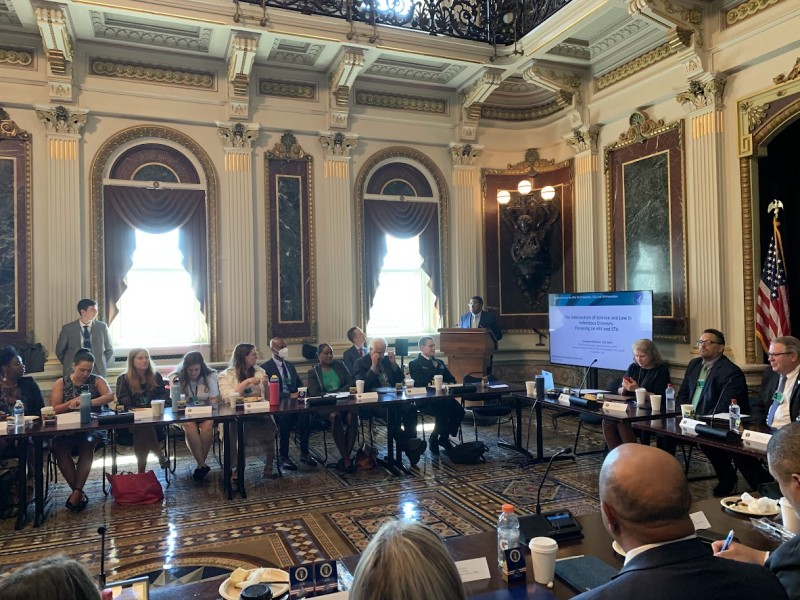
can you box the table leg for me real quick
[497,396,535,459]
[33,438,50,527]
[14,439,28,530]
[237,417,246,498]
[222,420,232,500]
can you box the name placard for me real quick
[356,392,379,403]
[133,408,153,421]
[244,402,270,414]
[603,401,628,413]
[406,387,429,397]
[558,393,571,406]
[185,406,213,418]
[742,429,772,445]
[56,412,82,425]
[679,417,704,432]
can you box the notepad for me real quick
[555,555,617,593]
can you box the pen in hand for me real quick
[720,529,735,552]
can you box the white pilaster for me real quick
[35,105,87,362]
[449,143,483,324]
[217,122,259,354]
[318,132,358,342]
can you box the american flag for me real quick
[756,217,790,352]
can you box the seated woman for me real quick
[51,349,114,512]
[0,346,45,462]
[168,351,220,482]
[307,343,358,473]
[0,554,101,600]
[115,348,170,473]
[349,520,466,600]
[603,338,670,449]
[218,343,277,479]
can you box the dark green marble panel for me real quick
[0,158,17,331]
[622,152,670,317]
[277,175,303,323]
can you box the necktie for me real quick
[691,364,708,410]
[281,362,290,394]
[471,314,478,328]
[82,325,91,350]
[767,375,787,428]
[358,347,364,358]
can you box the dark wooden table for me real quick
[148,497,780,600]
[632,417,769,459]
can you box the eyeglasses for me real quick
[696,340,721,347]
[767,352,793,358]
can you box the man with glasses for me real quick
[458,296,502,341]
[752,336,800,430]
[675,328,752,496]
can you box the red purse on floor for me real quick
[106,471,164,504]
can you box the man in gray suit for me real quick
[55,299,114,376]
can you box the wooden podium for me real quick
[438,328,497,382]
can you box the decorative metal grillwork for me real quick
[236,0,572,45]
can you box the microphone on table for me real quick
[576,359,598,398]
[706,377,733,428]
[536,447,573,515]
[98,526,107,588]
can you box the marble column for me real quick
[678,76,726,333]
[217,122,259,355]
[35,105,87,365]
[448,143,483,324]
[565,127,601,291]
[318,132,358,342]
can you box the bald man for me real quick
[712,421,800,597]
[573,444,787,599]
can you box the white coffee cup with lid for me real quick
[529,536,558,585]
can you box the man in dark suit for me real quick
[573,444,787,600]
[354,337,426,465]
[55,298,114,377]
[713,421,800,598]
[408,336,463,453]
[751,336,800,429]
[458,296,502,341]
[261,337,317,470]
[343,326,367,377]
[675,328,762,496]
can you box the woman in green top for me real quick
[307,343,358,473]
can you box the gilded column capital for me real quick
[319,131,358,157]
[676,74,727,111]
[448,143,483,166]
[564,125,600,155]
[216,122,259,149]
[35,105,87,135]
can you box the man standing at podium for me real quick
[458,296,502,341]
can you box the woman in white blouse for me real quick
[168,351,220,481]
[218,343,277,479]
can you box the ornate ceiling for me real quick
[0,0,718,138]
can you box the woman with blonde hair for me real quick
[115,348,170,473]
[603,338,670,449]
[349,521,466,600]
[168,351,220,481]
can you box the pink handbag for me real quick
[106,470,164,504]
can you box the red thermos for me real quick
[269,375,280,406]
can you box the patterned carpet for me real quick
[0,408,720,588]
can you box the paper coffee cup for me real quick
[298,387,308,398]
[228,392,239,408]
[634,388,647,406]
[650,394,662,412]
[781,497,800,533]
[356,380,365,394]
[529,536,558,585]
[681,404,694,418]
[404,378,414,388]
[151,399,165,417]
[433,374,444,391]
[525,381,536,397]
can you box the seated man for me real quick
[343,326,368,377]
[354,337,426,465]
[458,296,502,340]
[261,337,317,470]
[408,336,464,453]
[712,421,800,598]
[751,336,800,430]
[573,444,787,600]
[676,328,767,496]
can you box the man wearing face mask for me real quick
[261,337,317,470]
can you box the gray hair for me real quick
[368,337,388,353]
[350,521,466,600]
[771,336,800,357]
[768,421,800,480]
[0,555,101,600]
[418,336,434,349]
[631,339,664,366]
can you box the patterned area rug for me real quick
[0,408,720,587]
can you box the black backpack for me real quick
[448,441,489,464]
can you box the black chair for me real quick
[462,374,514,442]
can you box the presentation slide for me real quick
[549,291,653,371]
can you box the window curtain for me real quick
[363,200,440,318]
[103,186,207,323]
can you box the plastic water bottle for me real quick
[12,399,24,428]
[170,377,181,411]
[729,399,741,432]
[497,503,520,567]
[665,384,676,413]
[80,389,92,425]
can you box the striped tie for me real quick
[82,325,91,350]
[767,375,787,428]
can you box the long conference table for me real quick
[3,382,525,528]
[148,497,783,600]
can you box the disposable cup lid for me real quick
[529,536,558,552]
